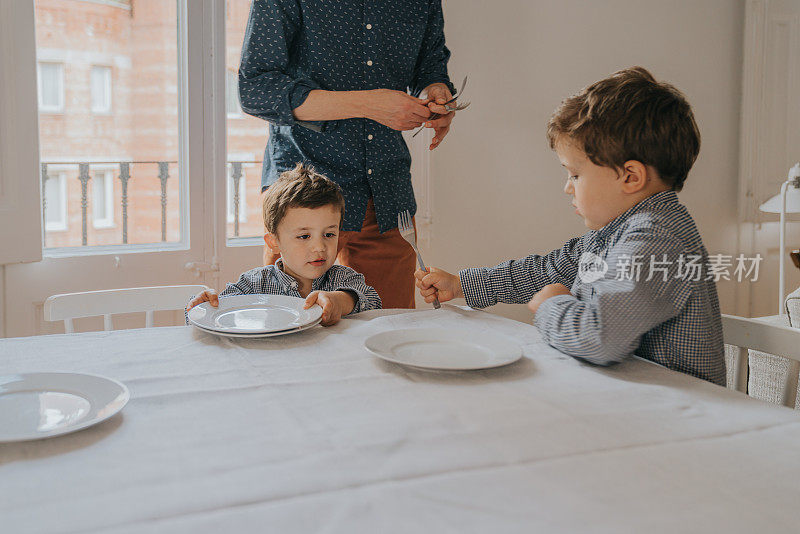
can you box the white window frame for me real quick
[44,169,68,232]
[90,65,112,114]
[37,61,64,113]
[91,166,115,229]
[225,69,241,118]
[0,0,43,267]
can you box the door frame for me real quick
[3,0,219,337]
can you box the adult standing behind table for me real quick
[239,0,456,309]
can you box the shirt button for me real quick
[366,24,372,30]
[367,169,373,175]
[367,134,373,140]
[366,60,373,66]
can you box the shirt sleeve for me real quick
[409,0,455,96]
[533,229,693,366]
[458,236,584,308]
[330,266,382,314]
[238,0,328,131]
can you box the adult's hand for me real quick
[421,82,455,150]
[364,89,431,131]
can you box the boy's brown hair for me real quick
[262,163,345,234]
[547,66,700,191]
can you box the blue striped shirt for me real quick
[186,260,381,323]
[460,191,726,385]
[239,0,454,233]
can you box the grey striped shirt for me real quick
[187,260,381,322]
[460,191,725,385]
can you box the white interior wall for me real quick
[424,0,745,323]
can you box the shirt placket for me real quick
[589,236,606,299]
[363,3,377,197]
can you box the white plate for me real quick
[193,315,322,338]
[0,372,130,443]
[188,294,323,334]
[364,328,523,370]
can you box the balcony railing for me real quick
[40,160,263,249]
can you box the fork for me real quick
[397,210,441,309]
[412,75,469,138]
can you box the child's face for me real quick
[555,140,631,231]
[266,204,341,285]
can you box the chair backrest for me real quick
[44,285,208,333]
[721,314,800,408]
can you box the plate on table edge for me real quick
[192,315,323,338]
[187,294,323,334]
[363,327,523,370]
[0,372,130,443]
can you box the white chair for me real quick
[722,313,800,408]
[44,285,208,333]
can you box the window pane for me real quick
[44,175,62,225]
[91,66,111,113]
[38,62,62,110]
[35,0,182,249]
[93,173,107,221]
[226,70,239,116]
[226,1,267,240]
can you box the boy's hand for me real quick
[186,290,219,311]
[414,267,463,303]
[527,283,571,316]
[304,290,355,326]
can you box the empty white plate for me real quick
[0,372,130,443]
[364,328,523,370]
[188,294,323,334]
[193,315,323,338]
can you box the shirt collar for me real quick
[272,257,330,290]
[596,190,679,241]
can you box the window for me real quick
[44,172,68,232]
[91,66,112,113]
[227,163,247,223]
[226,69,241,117]
[37,62,64,112]
[92,170,115,228]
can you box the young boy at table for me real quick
[415,67,726,385]
[187,163,381,325]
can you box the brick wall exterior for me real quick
[36,0,268,248]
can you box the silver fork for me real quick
[412,75,469,138]
[397,210,441,309]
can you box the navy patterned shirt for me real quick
[239,0,454,233]
[186,260,382,323]
[460,191,726,386]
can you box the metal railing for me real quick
[40,160,262,247]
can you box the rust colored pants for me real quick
[262,195,416,309]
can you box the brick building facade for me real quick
[36,0,267,248]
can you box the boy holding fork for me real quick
[415,67,725,385]
[187,164,381,326]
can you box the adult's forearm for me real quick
[292,90,369,121]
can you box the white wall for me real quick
[424,0,744,323]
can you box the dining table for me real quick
[2,305,800,533]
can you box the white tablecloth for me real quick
[2,306,799,533]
